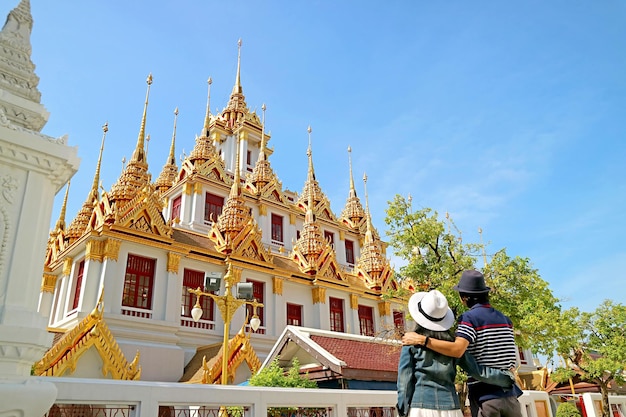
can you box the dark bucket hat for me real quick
[453,270,491,294]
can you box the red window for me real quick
[246,150,252,165]
[122,254,155,310]
[246,280,265,332]
[171,195,181,221]
[329,297,344,332]
[393,310,405,332]
[345,239,355,265]
[358,305,374,336]
[271,214,283,243]
[182,268,214,321]
[287,303,302,326]
[324,231,334,247]
[296,230,301,240]
[71,260,85,310]
[518,347,527,364]
[204,192,224,223]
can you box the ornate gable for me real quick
[316,248,346,283]
[178,157,229,184]
[89,185,172,238]
[189,326,262,384]
[229,221,273,264]
[34,295,141,380]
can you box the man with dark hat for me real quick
[402,270,522,417]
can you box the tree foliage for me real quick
[551,301,626,417]
[556,402,581,417]
[249,357,318,388]
[385,194,563,357]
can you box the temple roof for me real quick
[262,326,401,383]
[181,325,261,384]
[34,293,141,380]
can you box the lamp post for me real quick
[188,258,263,385]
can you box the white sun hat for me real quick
[408,289,455,332]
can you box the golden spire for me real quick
[155,108,179,193]
[54,180,71,232]
[249,103,275,190]
[66,123,108,241]
[296,126,326,209]
[233,39,243,96]
[203,77,212,137]
[109,75,153,203]
[223,39,248,128]
[293,131,326,274]
[214,133,252,253]
[133,73,152,164]
[188,77,219,166]
[356,172,385,279]
[340,146,365,224]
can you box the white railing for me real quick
[37,376,398,417]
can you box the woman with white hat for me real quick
[396,290,515,417]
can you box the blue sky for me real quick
[10,1,625,313]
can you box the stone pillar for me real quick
[0,2,80,414]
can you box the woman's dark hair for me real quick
[412,323,455,342]
[459,292,489,308]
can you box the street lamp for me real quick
[188,257,264,385]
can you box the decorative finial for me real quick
[260,103,267,155]
[121,156,126,173]
[203,77,212,136]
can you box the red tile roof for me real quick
[310,335,400,372]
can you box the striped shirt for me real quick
[456,303,518,401]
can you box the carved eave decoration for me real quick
[88,185,172,239]
[44,228,68,267]
[178,153,228,184]
[245,175,285,204]
[340,214,367,231]
[191,326,262,384]
[295,197,336,223]
[314,247,347,284]
[217,219,273,263]
[34,295,141,380]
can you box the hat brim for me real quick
[408,292,456,332]
[452,284,491,294]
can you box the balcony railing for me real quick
[37,377,398,417]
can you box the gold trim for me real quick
[184,182,194,196]
[350,294,359,310]
[272,276,283,295]
[63,257,73,277]
[258,203,266,216]
[339,230,345,241]
[34,294,141,380]
[41,273,57,293]
[104,239,122,261]
[194,182,203,195]
[289,213,296,225]
[378,301,391,317]
[85,240,105,262]
[167,252,181,274]
[312,286,326,304]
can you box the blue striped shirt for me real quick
[456,303,518,401]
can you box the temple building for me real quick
[36,35,404,383]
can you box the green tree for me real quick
[551,301,626,417]
[483,250,563,358]
[555,402,581,417]
[384,194,563,357]
[249,357,317,388]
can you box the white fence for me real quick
[38,377,565,417]
[38,376,398,417]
